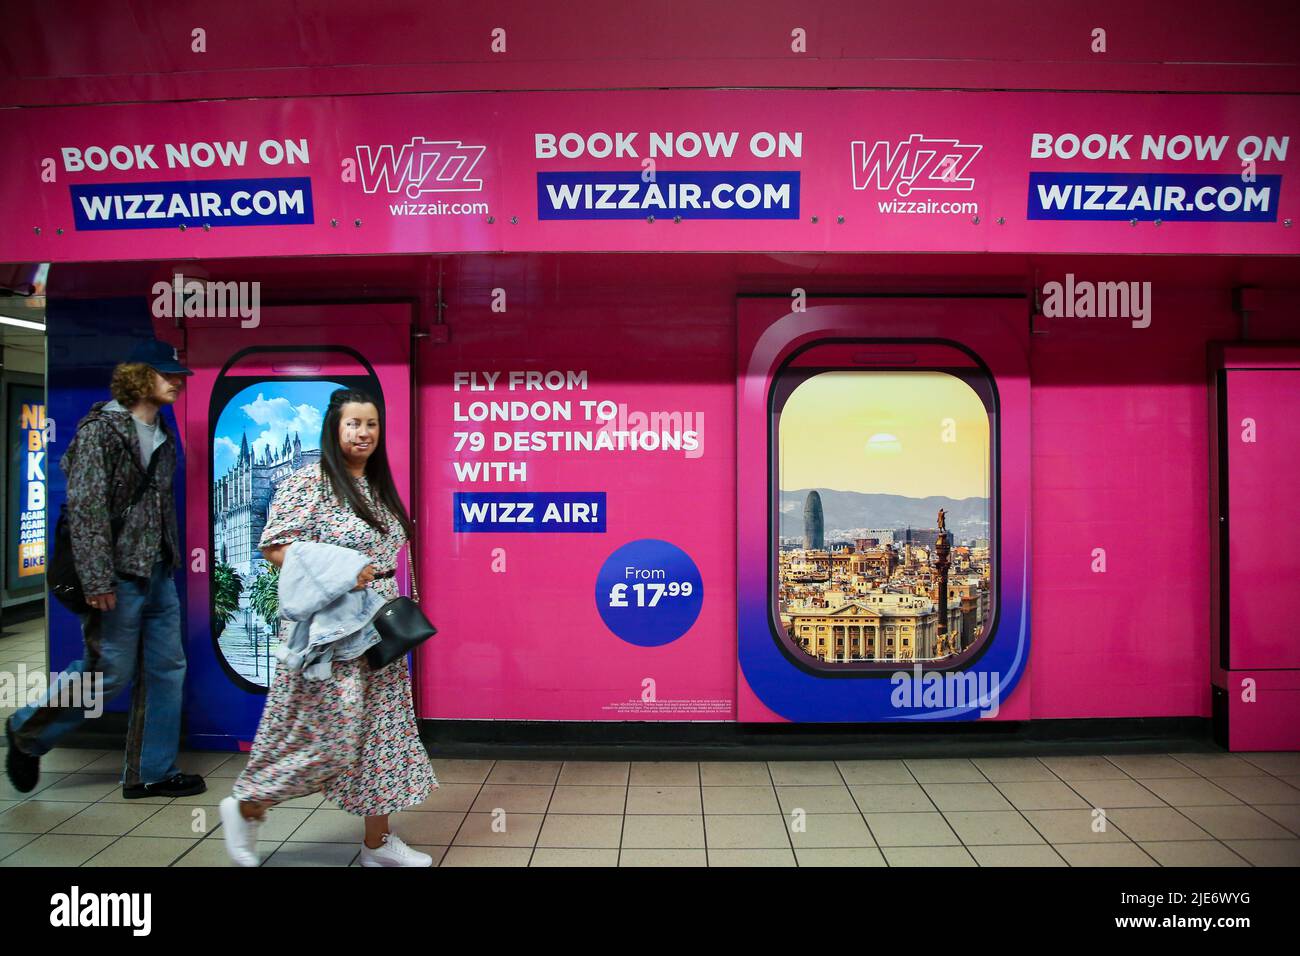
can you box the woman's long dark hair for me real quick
[318,388,414,539]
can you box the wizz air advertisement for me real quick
[535,131,802,220]
[422,313,734,721]
[1026,132,1285,222]
[735,299,1034,722]
[2,90,1296,260]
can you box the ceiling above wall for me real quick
[2,0,1298,107]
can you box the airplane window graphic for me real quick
[773,368,995,671]
[210,379,344,689]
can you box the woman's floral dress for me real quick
[231,464,437,816]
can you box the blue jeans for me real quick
[10,560,185,786]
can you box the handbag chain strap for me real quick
[407,541,419,603]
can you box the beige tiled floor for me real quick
[3,621,1300,867]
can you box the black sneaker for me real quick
[123,772,207,799]
[4,716,40,793]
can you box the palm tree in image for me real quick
[248,560,282,648]
[211,560,244,638]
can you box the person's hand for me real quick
[354,565,376,591]
[86,591,117,612]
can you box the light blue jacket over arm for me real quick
[276,541,387,679]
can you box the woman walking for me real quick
[219,388,437,867]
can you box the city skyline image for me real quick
[776,369,993,667]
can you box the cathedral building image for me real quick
[212,430,319,682]
[214,430,317,571]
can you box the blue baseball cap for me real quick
[128,338,193,376]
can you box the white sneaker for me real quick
[359,832,433,867]
[219,796,263,867]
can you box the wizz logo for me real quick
[355,138,486,199]
[851,134,982,197]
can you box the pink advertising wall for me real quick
[1209,346,1300,749]
[7,0,1297,738]
[386,253,1291,726]
[31,252,1300,737]
[1029,286,1223,720]
[416,262,737,720]
[4,1,1297,107]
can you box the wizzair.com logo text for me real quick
[354,138,490,217]
[71,178,312,231]
[852,134,982,215]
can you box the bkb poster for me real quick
[7,384,47,590]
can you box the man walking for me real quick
[5,338,205,799]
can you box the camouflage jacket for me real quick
[61,399,182,595]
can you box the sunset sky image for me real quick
[779,370,990,500]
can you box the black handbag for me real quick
[49,425,161,614]
[364,546,436,670]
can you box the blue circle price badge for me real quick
[595,539,703,646]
